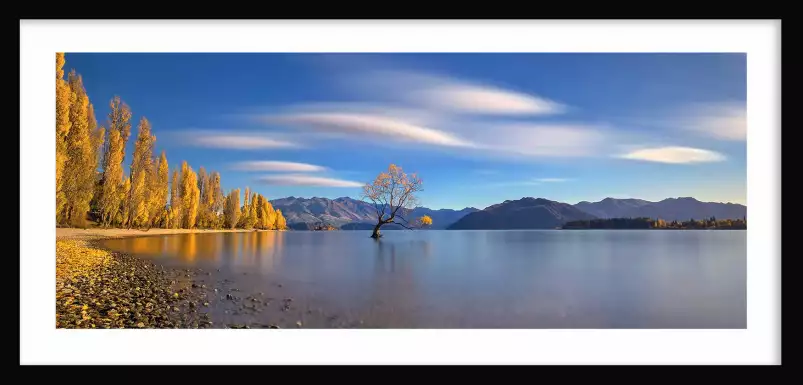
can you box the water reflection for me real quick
[376,241,398,273]
[108,231,285,269]
[101,230,746,328]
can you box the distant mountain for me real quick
[573,197,746,221]
[574,198,651,218]
[270,196,375,227]
[288,222,317,231]
[270,196,477,230]
[447,197,597,230]
[408,207,480,230]
[274,195,745,231]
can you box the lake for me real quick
[100,230,746,328]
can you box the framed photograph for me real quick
[20,20,781,365]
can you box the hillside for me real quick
[270,196,477,230]
[447,197,597,230]
[574,198,651,218]
[573,197,746,221]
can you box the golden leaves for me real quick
[362,164,425,222]
[180,161,201,228]
[419,215,433,226]
[56,240,112,283]
[56,53,65,80]
[224,188,242,229]
[275,209,287,230]
[128,116,158,228]
[58,65,105,227]
[55,53,299,232]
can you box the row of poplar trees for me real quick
[55,53,288,231]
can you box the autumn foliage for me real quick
[55,53,287,231]
[362,164,431,238]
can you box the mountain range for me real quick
[447,197,596,230]
[270,196,746,230]
[270,196,478,230]
[574,197,746,221]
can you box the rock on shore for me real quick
[56,239,210,329]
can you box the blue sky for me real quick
[66,53,746,210]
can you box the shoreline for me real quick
[56,227,319,329]
[56,227,277,241]
[55,227,271,329]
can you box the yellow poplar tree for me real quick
[87,102,105,220]
[180,161,200,228]
[262,196,276,230]
[99,128,121,226]
[98,97,132,227]
[210,172,223,228]
[170,169,180,228]
[254,194,266,229]
[154,152,170,228]
[186,169,200,229]
[275,209,287,230]
[248,192,258,229]
[224,188,241,229]
[119,176,131,227]
[127,117,156,228]
[238,187,251,228]
[87,103,105,172]
[145,153,162,227]
[197,167,216,228]
[196,167,207,227]
[61,71,96,227]
[257,194,278,230]
[56,53,73,220]
[264,199,277,230]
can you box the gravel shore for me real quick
[55,228,257,329]
[56,237,214,328]
[55,228,359,329]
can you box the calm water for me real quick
[101,230,746,328]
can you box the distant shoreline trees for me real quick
[562,217,747,230]
[55,53,287,231]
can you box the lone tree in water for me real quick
[362,164,432,239]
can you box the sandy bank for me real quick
[57,227,267,240]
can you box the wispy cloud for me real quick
[260,108,612,158]
[242,64,738,166]
[618,146,726,164]
[231,161,326,172]
[242,66,622,159]
[267,112,475,148]
[189,133,299,150]
[256,174,363,187]
[470,124,609,158]
[357,71,567,116]
[270,102,443,126]
[684,102,746,141]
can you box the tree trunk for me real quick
[371,222,383,239]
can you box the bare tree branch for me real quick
[363,164,425,238]
[389,220,415,230]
